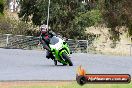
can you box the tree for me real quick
[99,0,132,41]
[0,0,4,14]
[19,0,101,39]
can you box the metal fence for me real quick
[0,34,40,50]
[0,34,89,53]
[0,34,132,56]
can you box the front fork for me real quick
[59,50,69,64]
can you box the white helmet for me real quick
[40,24,48,34]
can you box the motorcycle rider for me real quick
[39,24,56,60]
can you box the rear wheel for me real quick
[62,52,73,66]
[63,63,67,66]
[54,60,57,66]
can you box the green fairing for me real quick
[49,36,71,65]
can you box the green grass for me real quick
[11,82,132,88]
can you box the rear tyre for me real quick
[54,60,57,66]
[63,63,67,66]
[62,52,73,66]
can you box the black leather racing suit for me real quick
[39,31,56,59]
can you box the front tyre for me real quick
[62,52,73,66]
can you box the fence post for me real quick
[130,44,132,56]
[26,36,32,50]
[5,34,12,47]
[87,40,89,53]
[128,38,132,56]
[130,38,132,56]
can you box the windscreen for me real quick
[50,36,59,45]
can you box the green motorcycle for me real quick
[49,36,73,66]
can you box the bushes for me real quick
[70,9,102,39]
[0,0,4,14]
[18,0,103,39]
[0,0,39,36]
[0,16,38,36]
[99,0,132,40]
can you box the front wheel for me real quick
[62,52,73,66]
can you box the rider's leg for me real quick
[49,52,55,60]
[46,50,50,59]
[51,54,55,60]
[42,44,51,59]
[46,50,55,60]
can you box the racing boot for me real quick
[46,51,50,59]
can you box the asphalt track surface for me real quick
[0,48,132,81]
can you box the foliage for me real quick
[0,0,4,14]
[0,16,38,36]
[99,0,132,41]
[19,0,101,39]
[71,9,101,39]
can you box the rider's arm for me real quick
[39,35,43,44]
[41,39,51,51]
[39,35,51,51]
[43,43,51,51]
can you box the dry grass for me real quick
[86,26,132,56]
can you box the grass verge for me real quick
[0,81,131,88]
